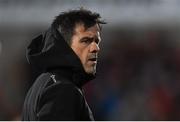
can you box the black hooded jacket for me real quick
[22,26,95,121]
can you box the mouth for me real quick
[89,58,97,61]
[88,57,98,64]
[88,54,98,64]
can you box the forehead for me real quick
[74,23,100,36]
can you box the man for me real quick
[22,8,105,120]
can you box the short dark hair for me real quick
[51,8,106,45]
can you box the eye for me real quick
[81,38,93,44]
[95,38,100,44]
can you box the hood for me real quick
[27,26,95,87]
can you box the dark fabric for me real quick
[22,26,95,120]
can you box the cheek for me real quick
[73,47,85,61]
[71,42,90,64]
[79,48,90,64]
[80,50,88,62]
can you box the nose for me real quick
[89,42,100,53]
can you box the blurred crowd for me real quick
[84,27,180,120]
[1,0,180,120]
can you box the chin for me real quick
[84,65,97,75]
[86,70,96,75]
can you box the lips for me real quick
[88,55,98,62]
[89,58,97,61]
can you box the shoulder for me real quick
[39,75,84,104]
[36,77,85,120]
[33,72,82,95]
[35,72,85,109]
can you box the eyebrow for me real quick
[81,37,101,44]
[81,37,94,40]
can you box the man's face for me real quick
[71,23,101,75]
